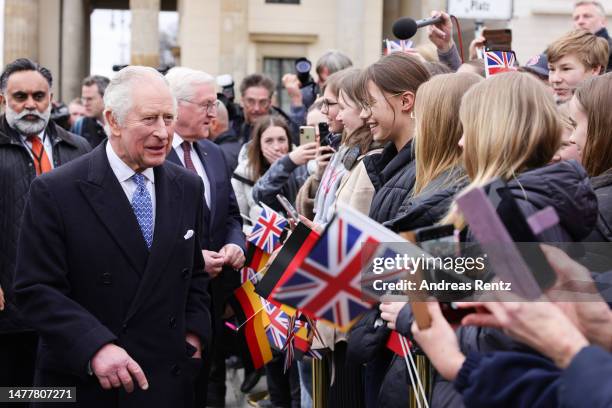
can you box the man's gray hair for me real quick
[104,65,176,127]
[575,1,606,16]
[315,50,353,76]
[165,67,216,102]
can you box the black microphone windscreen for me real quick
[392,17,418,40]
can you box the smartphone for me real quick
[299,126,316,146]
[318,122,330,147]
[483,29,512,52]
[276,194,300,223]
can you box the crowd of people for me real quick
[1,1,612,407]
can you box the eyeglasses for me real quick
[181,99,220,113]
[321,98,339,112]
[361,91,404,110]
[243,98,271,109]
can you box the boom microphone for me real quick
[392,15,444,40]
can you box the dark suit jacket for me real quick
[14,143,211,408]
[167,138,244,254]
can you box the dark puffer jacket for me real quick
[348,167,466,408]
[368,141,416,223]
[0,115,91,332]
[251,154,310,215]
[430,159,598,407]
[384,166,466,232]
[582,168,612,271]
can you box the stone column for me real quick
[4,0,39,63]
[61,0,90,103]
[336,0,366,67]
[130,0,160,67]
[178,0,221,74]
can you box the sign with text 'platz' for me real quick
[447,0,513,21]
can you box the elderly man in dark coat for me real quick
[14,65,211,407]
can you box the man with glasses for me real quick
[165,67,245,408]
[236,73,276,145]
[71,75,110,148]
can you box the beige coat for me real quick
[334,149,382,216]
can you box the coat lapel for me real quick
[195,142,217,223]
[78,144,149,276]
[124,163,182,322]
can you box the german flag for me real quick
[255,222,320,299]
[232,279,272,369]
[240,243,271,284]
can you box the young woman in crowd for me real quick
[349,72,481,408]
[232,115,315,225]
[380,71,599,407]
[569,73,612,270]
[343,53,430,408]
[295,70,349,226]
[295,98,327,220]
[385,72,482,232]
[360,52,431,223]
[330,68,381,215]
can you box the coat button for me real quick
[121,324,128,334]
[169,316,176,328]
[101,272,112,285]
[171,364,181,376]
[181,268,189,279]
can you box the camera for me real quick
[295,57,315,88]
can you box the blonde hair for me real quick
[444,72,562,227]
[546,30,608,71]
[574,72,612,176]
[413,73,482,195]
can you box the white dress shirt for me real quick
[172,133,211,208]
[21,131,55,169]
[106,141,156,231]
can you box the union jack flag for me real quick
[272,205,406,331]
[263,300,305,349]
[248,203,288,253]
[485,50,517,77]
[384,39,414,55]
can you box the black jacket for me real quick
[14,145,210,407]
[0,116,91,333]
[213,128,241,171]
[385,166,466,232]
[349,167,465,408]
[582,168,612,271]
[432,160,598,407]
[368,141,416,223]
[71,116,107,148]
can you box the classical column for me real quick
[4,0,39,63]
[130,0,160,67]
[178,0,221,74]
[336,0,366,67]
[61,0,90,103]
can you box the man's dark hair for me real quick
[0,58,53,94]
[82,75,110,97]
[239,73,275,97]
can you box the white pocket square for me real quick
[184,229,194,240]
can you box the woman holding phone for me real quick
[232,115,315,224]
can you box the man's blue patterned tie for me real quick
[131,173,153,249]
